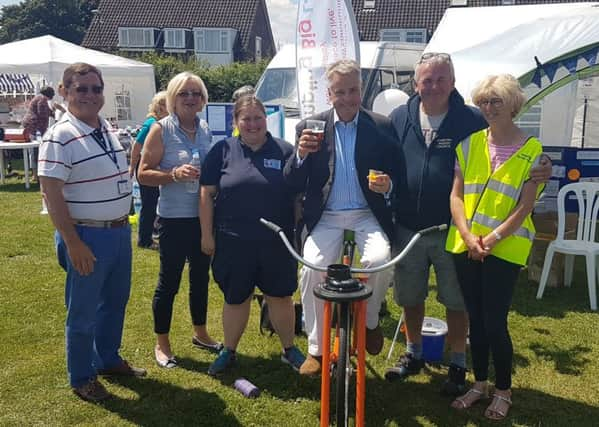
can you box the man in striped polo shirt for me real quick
[39,63,146,403]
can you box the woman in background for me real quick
[23,85,64,180]
[129,91,168,249]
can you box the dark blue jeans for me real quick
[138,183,159,247]
[153,217,211,334]
[56,225,132,387]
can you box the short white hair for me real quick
[414,53,455,83]
[472,74,526,118]
[325,59,360,86]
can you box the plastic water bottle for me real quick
[234,378,260,398]
[35,130,42,143]
[132,178,141,215]
[185,150,201,193]
[301,312,306,333]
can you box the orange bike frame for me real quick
[319,299,367,427]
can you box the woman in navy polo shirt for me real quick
[200,95,305,376]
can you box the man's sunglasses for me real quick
[418,52,452,63]
[73,85,104,94]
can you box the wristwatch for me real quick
[493,230,502,241]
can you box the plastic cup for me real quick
[306,119,326,144]
[369,169,383,183]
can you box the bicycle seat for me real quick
[314,264,372,302]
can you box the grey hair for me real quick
[414,55,455,83]
[232,85,255,102]
[325,59,361,86]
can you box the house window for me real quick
[515,102,542,138]
[194,28,229,53]
[118,27,154,48]
[255,36,262,61]
[380,29,426,44]
[164,29,185,49]
[115,89,132,121]
[364,0,376,9]
[502,0,515,4]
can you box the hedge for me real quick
[125,52,268,102]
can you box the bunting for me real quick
[530,45,599,88]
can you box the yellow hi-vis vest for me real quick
[445,130,543,266]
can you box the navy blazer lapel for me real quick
[354,109,369,177]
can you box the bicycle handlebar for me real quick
[260,218,283,234]
[418,224,448,236]
[259,218,447,274]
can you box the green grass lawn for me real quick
[1,166,598,426]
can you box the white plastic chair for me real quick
[536,182,599,311]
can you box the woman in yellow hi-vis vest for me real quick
[446,75,543,420]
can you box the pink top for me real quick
[488,141,524,172]
[455,141,524,173]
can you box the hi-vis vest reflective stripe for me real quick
[445,130,543,265]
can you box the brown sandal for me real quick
[485,392,512,420]
[451,386,489,410]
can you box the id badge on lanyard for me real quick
[117,180,131,194]
[90,128,129,194]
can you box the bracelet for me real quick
[171,166,180,183]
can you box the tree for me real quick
[0,0,98,44]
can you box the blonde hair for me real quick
[165,72,208,114]
[325,59,360,86]
[471,74,526,118]
[147,91,167,118]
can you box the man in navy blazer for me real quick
[284,59,401,376]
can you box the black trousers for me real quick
[137,183,159,247]
[453,253,521,390]
[153,217,210,334]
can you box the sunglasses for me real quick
[177,90,203,98]
[418,52,452,63]
[73,85,104,94]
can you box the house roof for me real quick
[82,0,271,51]
[352,0,599,40]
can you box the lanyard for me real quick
[90,128,119,169]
